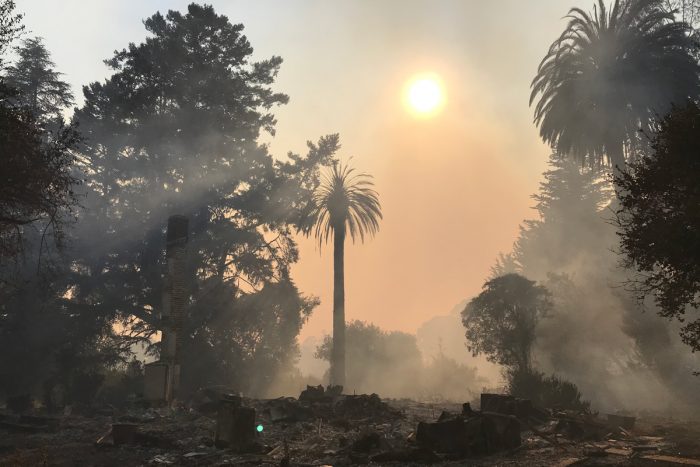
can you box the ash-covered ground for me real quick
[1,387,699,466]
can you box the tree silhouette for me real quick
[0,12,89,403]
[0,0,23,63]
[664,0,700,27]
[70,3,338,395]
[531,0,699,171]
[315,320,422,396]
[0,88,80,260]
[462,273,551,373]
[487,148,700,407]
[304,162,382,386]
[0,32,80,262]
[5,37,74,124]
[512,153,611,274]
[616,102,700,351]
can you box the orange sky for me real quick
[290,88,547,339]
[21,0,574,339]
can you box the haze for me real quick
[4,1,700,463]
[17,0,571,342]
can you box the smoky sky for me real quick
[19,0,578,341]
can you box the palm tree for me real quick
[530,0,699,172]
[305,162,382,386]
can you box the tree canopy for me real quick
[616,101,700,351]
[5,37,74,123]
[303,162,382,245]
[315,320,423,395]
[510,153,612,275]
[69,3,338,395]
[531,0,699,169]
[315,320,482,399]
[0,0,22,62]
[0,16,88,401]
[1,2,342,401]
[462,273,551,372]
[0,86,80,260]
[0,32,81,263]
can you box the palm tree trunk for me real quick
[331,226,346,387]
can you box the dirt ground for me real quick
[1,393,699,466]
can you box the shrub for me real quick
[508,369,589,412]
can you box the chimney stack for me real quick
[160,214,188,402]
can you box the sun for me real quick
[405,75,444,116]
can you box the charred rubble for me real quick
[1,387,700,466]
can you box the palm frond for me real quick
[304,162,382,247]
[530,0,700,167]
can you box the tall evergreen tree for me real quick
[512,154,611,274]
[1,35,79,261]
[0,0,22,65]
[5,37,74,124]
[488,152,700,408]
[70,4,338,395]
[0,14,90,403]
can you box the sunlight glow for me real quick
[405,75,444,116]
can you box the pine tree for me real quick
[5,37,74,124]
[512,153,611,276]
[69,4,338,395]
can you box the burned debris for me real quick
[2,386,700,466]
[2,2,700,465]
[215,395,257,451]
[416,410,520,457]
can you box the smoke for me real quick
[296,335,329,380]
[416,301,502,385]
[533,269,686,413]
[281,316,500,402]
[494,156,700,415]
[532,260,700,414]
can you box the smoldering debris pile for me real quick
[1,389,700,466]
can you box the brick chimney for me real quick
[160,214,188,402]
